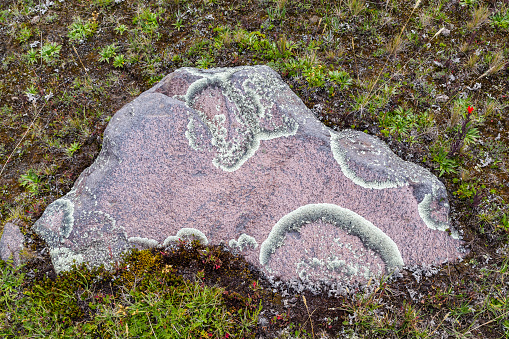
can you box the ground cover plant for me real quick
[0,0,508,337]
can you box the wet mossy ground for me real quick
[0,0,509,337]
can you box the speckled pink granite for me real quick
[0,222,25,267]
[33,66,466,284]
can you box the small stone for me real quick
[31,16,40,24]
[441,28,451,36]
[0,222,25,267]
[310,15,321,24]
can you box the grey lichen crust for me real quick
[162,228,208,247]
[418,194,458,238]
[259,203,404,272]
[229,233,259,251]
[330,129,457,238]
[33,198,75,246]
[128,237,160,249]
[296,255,379,281]
[50,247,84,273]
[33,181,132,273]
[175,66,299,172]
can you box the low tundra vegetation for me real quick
[0,0,508,337]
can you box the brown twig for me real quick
[72,45,89,77]
[302,295,315,339]
[425,312,450,338]
[464,310,509,336]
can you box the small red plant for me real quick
[448,106,475,157]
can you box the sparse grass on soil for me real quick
[0,0,508,337]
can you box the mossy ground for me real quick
[0,0,509,337]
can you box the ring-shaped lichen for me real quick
[178,67,298,172]
[259,203,404,271]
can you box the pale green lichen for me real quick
[330,131,405,189]
[177,67,298,172]
[50,247,84,273]
[185,117,205,151]
[33,198,75,246]
[229,233,258,251]
[128,237,160,248]
[418,194,459,239]
[326,257,346,271]
[330,130,456,237]
[259,203,404,272]
[297,255,376,281]
[162,228,208,247]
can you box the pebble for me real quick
[310,15,321,24]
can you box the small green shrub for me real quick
[432,144,458,177]
[172,16,184,31]
[98,43,118,63]
[196,55,215,69]
[133,8,161,34]
[267,6,286,22]
[19,169,43,195]
[266,35,296,59]
[328,70,353,90]
[92,0,114,7]
[68,16,98,42]
[379,106,417,139]
[114,24,128,35]
[41,42,62,63]
[490,10,509,29]
[16,25,32,43]
[65,141,81,158]
[113,54,126,68]
[303,65,327,87]
[25,48,38,65]
[454,181,485,200]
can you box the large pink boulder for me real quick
[33,66,465,284]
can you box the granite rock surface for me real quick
[0,222,25,267]
[33,66,465,284]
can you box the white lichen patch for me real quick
[330,131,401,189]
[185,117,205,151]
[326,257,346,271]
[418,194,459,239]
[296,256,375,282]
[50,247,84,273]
[259,203,404,272]
[128,237,160,249]
[330,129,456,237]
[162,228,208,247]
[229,233,258,251]
[177,67,299,172]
